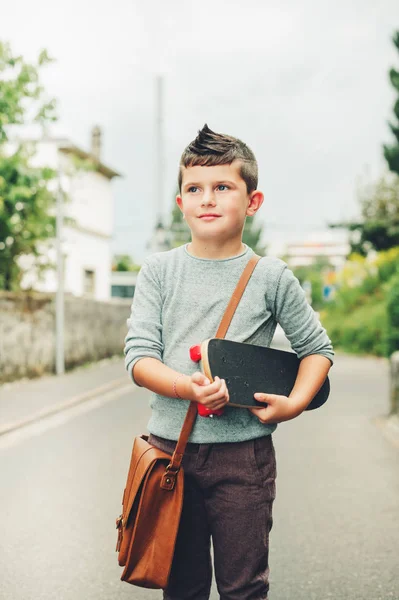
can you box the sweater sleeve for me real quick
[273,265,334,365]
[124,257,164,385]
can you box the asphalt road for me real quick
[0,351,398,599]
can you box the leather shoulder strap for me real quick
[168,254,262,471]
[215,255,262,339]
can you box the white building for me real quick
[12,126,121,300]
[111,271,138,299]
[283,230,350,270]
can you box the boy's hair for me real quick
[178,124,258,194]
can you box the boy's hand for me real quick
[188,372,229,411]
[248,393,302,424]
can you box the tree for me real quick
[383,31,399,176]
[112,254,141,272]
[329,173,399,255]
[0,149,59,290]
[242,215,267,256]
[329,31,399,255]
[169,197,191,248]
[0,41,58,290]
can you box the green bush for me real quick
[377,258,398,283]
[292,266,324,310]
[321,297,389,357]
[319,249,399,357]
[359,275,379,296]
[386,273,399,355]
[374,247,399,283]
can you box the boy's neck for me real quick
[186,239,246,260]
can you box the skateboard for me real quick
[190,338,330,417]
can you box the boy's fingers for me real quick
[202,379,229,405]
[216,378,228,398]
[205,376,224,393]
[254,393,268,403]
[249,405,273,423]
[206,389,228,403]
[192,371,210,385]
[254,393,277,403]
[191,372,201,382]
[210,396,229,408]
[212,403,227,411]
[194,376,229,406]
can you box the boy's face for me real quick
[176,161,263,244]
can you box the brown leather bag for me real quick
[115,254,261,589]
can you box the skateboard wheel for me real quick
[212,408,224,417]
[197,405,224,418]
[189,344,202,362]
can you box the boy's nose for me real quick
[201,191,216,206]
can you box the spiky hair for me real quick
[178,124,258,193]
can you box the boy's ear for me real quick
[246,191,264,216]
[176,195,184,214]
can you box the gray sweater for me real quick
[124,243,334,443]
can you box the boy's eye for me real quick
[217,185,229,191]
[188,186,199,193]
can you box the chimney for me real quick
[91,125,101,161]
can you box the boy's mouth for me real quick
[198,214,221,220]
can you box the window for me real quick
[111,285,135,298]
[83,269,96,297]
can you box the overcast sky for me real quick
[2,1,398,262]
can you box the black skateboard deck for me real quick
[190,338,330,414]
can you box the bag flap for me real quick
[122,436,173,522]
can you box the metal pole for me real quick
[156,74,164,228]
[55,154,65,375]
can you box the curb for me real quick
[374,414,399,449]
[0,376,129,437]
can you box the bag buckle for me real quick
[165,463,179,475]
[116,514,123,529]
[161,464,179,490]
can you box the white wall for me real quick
[63,226,112,300]
[67,169,114,238]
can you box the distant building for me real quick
[11,125,121,300]
[111,271,137,299]
[284,230,350,270]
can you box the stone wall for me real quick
[0,291,132,383]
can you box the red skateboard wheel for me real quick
[189,344,202,362]
[197,404,224,417]
[190,344,223,417]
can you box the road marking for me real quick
[0,383,132,450]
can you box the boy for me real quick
[124,124,334,600]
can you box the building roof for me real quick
[7,125,122,179]
[58,142,121,179]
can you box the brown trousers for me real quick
[148,433,277,600]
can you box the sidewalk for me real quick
[1,331,398,447]
[0,355,128,435]
[0,327,290,436]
